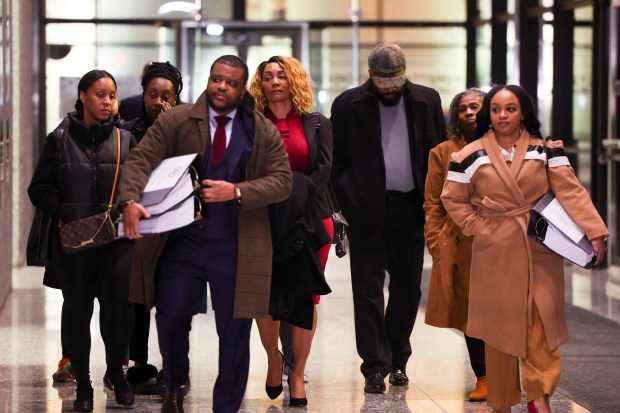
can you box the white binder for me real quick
[528,191,595,268]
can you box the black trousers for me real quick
[129,303,151,364]
[155,233,251,413]
[279,321,293,362]
[465,334,487,378]
[348,191,425,378]
[51,228,134,382]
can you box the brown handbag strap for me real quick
[106,128,121,212]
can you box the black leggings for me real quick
[51,228,134,381]
[129,303,151,364]
[465,333,487,378]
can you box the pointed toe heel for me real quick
[265,382,283,399]
[265,350,283,399]
[290,396,308,407]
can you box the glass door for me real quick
[179,21,309,102]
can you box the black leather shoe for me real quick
[157,373,191,401]
[126,364,158,384]
[161,387,186,413]
[364,372,386,394]
[388,368,409,386]
[104,373,135,407]
[73,381,93,412]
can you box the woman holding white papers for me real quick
[249,56,333,407]
[440,84,608,413]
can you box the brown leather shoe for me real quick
[161,387,186,413]
[468,376,487,401]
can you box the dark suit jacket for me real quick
[117,89,293,318]
[119,94,143,121]
[330,79,447,238]
[268,111,333,253]
[300,112,333,220]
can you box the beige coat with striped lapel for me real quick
[441,130,607,358]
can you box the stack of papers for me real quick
[117,153,199,236]
[145,173,194,216]
[141,153,198,206]
[528,191,595,268]
[118,196,196,236]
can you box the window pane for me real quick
[318,27,466,115]
[46,23,177,131]
[574,26,593,188]
[46,0,95,19]
[247,0,465,22]
[476,25,491,87]
[46,0,212,20]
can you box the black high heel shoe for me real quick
[287,377,308,407]
[265,350,283,400]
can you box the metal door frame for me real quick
[603,0,619,265]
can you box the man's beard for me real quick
[371,83,404,106]
[207,94,243,114]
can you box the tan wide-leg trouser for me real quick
[485,305,562,410]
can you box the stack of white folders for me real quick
[527,191,595,268]
[117,153,199,236]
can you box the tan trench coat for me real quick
[424,136,473,332]
[441,131,608,358]
[118,90,293,319]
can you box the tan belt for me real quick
[479,203,536,325]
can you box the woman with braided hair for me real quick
[121,61,183,142]
[119,61,183,395]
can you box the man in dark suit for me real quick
[330,43,446,394]
[117,55,292,413]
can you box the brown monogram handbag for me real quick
[59,129,120,254]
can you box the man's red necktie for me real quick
[212,116,230,165]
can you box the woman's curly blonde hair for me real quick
[249,56,314,115]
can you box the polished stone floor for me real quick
[1,249,618,412]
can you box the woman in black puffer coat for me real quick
[28,70,136,412]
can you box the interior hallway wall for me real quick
[0,0,37,310]
[0,0,12,308]
[10,0,36,269]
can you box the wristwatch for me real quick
[118,199,135,212]
[234,185,242,208]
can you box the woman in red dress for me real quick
[249,56,334,407]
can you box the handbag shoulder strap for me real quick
[106,128,121,212]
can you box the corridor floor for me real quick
[2,249,617,412]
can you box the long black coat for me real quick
[330,79,447,238]
[266,112,333,329]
